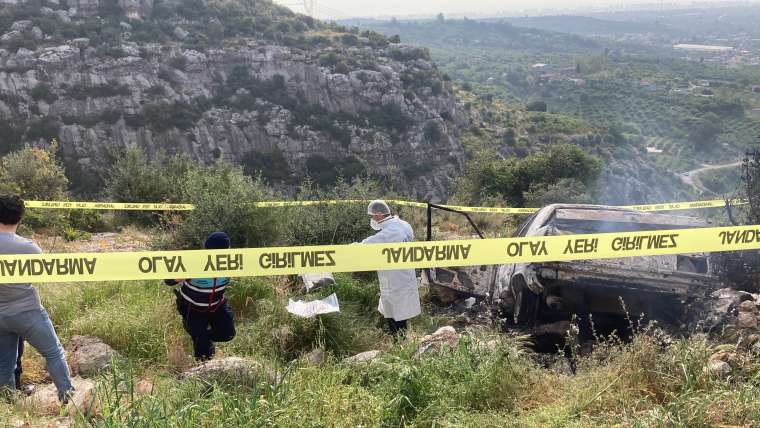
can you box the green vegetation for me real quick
[5,274,760,426]
[457,143,603,206]
[363,18,760,172]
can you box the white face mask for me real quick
[370,216,393,231]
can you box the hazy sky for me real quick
[280,0,759,19]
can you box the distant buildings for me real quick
[673,44,734,53]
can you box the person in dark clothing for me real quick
[14,339,22,389]
[165,232,236,361]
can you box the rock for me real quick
[66,335,122,377]
[134,378,153,395]
[736,312,758,329]
[706,360,732,377]
[344,350,382,364]
[174,26,189,41]
[0,30,22,43]
[23,377,99,416]
[180,357,273,387]
[300,273,335,292]
[72,38,90,49]
[31,27,43,40]
[10,20,33,32]
[739,300,757,313]
[414,326,459,357]
[304,348,325,366]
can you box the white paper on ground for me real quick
[286,293,340,318]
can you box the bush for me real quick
[25,116,60,142]
[285,178,382,246]
[305,155,366,187]
[30,83,58,103]
[460,143,603,206]
[0,141,68,200]
[105,147,193,224]
[65,80,132,100]
[423,122,442,143]
[525,100,548,112]
[241,148,292,183]
[0,141,69,229]
[162,163,281,249]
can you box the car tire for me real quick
[513,286,538,325]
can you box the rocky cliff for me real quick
[0,0,464,197]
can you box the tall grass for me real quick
[10,275,760,427]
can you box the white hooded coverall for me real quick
[361,216,421,322]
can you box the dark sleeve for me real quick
[164,279,179,286]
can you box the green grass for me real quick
[8,275,760,427]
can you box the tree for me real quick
[689,114,721,151]
[0,141,68,200]
[526,100,548,112]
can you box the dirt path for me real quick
[678,159,742,194]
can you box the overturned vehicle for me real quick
[424,204,719,325]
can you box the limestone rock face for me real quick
[0,12,465,199]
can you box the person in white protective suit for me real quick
[360,200,421,334]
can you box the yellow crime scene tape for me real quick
[23,198,746,214]
[1,224,759,284]
[24,201,195,211]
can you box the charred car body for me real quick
[424,204,718,325]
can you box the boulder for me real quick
[738,300,757,313]
[22,377,99,416]
[344,350,382,364]
[31,27,43,41]
[706,360,731,377]
[174,26,189,41]
[414,326,459,357]
[304,348,325,366]
[10,20,33,32]
[66,335,122,378]
[737,312,758,329]
[180,357,273,387]
[0,30,22,43]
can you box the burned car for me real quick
[424,204,719,325]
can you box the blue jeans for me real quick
[0,308,73,398]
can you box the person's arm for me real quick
[360,228,394,244]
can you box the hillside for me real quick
[362,17,760,180]
[0,0,463,198]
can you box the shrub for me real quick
[526,100,548,112]
[30,83,58,103]
[305,155,366,188]
[0,141,69,229]
[462,143,603,206]
[168,55,188,71]
[162,163,282,249]
[105,147,192,224]
[25,116,60,142]
[0,141,68,200]
[285,178,383,245]
[241,148,292,183]
[423,121,443,143]
[65,80,132,100]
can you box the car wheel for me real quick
[513,286,538,325]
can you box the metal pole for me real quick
[427,203,432,241]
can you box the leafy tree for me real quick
[0,141,68,200]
